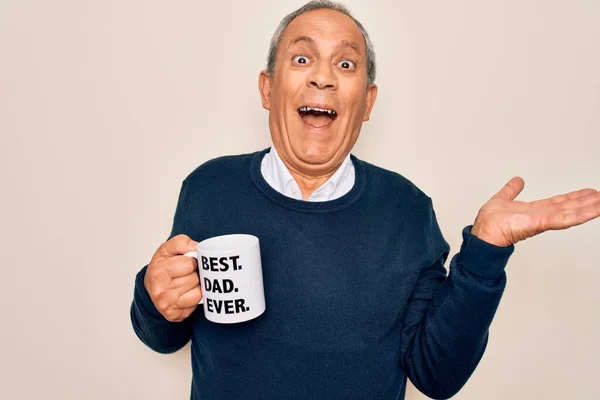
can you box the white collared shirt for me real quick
[260,145,355,202]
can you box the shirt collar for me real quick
[264,144,353,201]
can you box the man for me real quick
[130,1,600,399]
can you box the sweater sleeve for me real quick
[130,179,198,354]
[400,198,514,399]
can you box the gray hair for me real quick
[266,0,376,86]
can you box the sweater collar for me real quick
[250,148,366,213]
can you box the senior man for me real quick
[130,1,600,399]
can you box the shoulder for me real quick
[356,157,446,248]
[355,157,431,206]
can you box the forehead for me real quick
[280,8,366,53]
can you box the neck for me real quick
[279,156,337,200]
[270,143,341,200]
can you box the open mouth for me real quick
[297,106,338,128]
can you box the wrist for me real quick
[471,223,511,247]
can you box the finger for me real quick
[172,272,200,294]
[165,255,198,278]
[176,286,203,308]
[546,204,600,230]
[580,202,600,222]
[159,234,199,258]
[531,188,598,208]
[491,177,525,201]
[166,305,198,323]
[556,191,600,211]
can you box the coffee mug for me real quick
[184,234,266,324]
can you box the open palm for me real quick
[471,177,600,247]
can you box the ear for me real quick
[362,83,378,121]
[258,70,272,111]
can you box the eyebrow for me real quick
[288,36,315,48]
[338,40,360,54]
[287,36,361,54]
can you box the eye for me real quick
[338,60,356,70]
[292,55,310,65]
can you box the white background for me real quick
[1,0,599,398]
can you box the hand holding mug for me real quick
[144,234,203,322]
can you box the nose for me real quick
[307,61,337,90]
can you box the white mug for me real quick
[184,234,266,324]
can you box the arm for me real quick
[403,176,599,399]
[130,179,200,354]
[400,199,514,399]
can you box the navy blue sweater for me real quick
[131,148,514,399]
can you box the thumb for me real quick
[187,237,199,251]
[491,176,525,201]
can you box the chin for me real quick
[292,145,339,166]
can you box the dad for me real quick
[131,1,600,399]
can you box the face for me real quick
[259,8,378,177]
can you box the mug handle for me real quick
[183,251,204,305]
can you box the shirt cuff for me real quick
[134,265,169,322]
[458,225,515,279]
